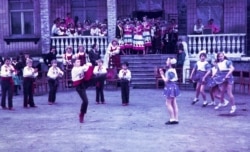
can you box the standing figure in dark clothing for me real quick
[44,46,57,68]
[88,43,101,66]
[165,19,178,54]
[176,44,186,83]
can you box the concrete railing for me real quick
[50,36,109,58]
[187,33,246,59]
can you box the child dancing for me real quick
[118,62,132,106]
[93,59,107,104]
[47,59,64,105]
[71,59,92,123]
[159,58,180,125]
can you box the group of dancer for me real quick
[160,51,236,125]
[190,51,236,114]
[0,42,132,124]
[1,43,236,125]
[1,57,39,109]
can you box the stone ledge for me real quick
[4,36,40,45]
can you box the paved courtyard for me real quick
[0,88,249,152]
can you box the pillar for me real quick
[40,0,51,54]
[107,0,117,42]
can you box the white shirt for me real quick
[0,64,15,77]
[47,67,64,79]
[90,27,101,36]
[93,65,107,75]
[194,24,204,33]
[23,66,38,78]
[196,61,209,71]
[217,60,232,71]
[71,65,89,82]
[118,69,131,81]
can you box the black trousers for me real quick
[1,78,13,108]
[95,79,105,102]
[48,79,59,102]
[75,82,89,114]
[23,78,36,107]
[120,79,130,104]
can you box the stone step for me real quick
[120,54,176,88]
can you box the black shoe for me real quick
[165,121,178,125]
[202,102,208,107]
[191,99,199,105]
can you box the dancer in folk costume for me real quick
[133,21,145,54]
[47,59,64,105]
[142,16,152,54]
[123,20,133,55]
[75,45,88,66]
[159,58,180,125]
[0,58,15,110]
[63,45,74,70]
[71,59,92,123]
[189,50,211,107]
[93,59,107,104]
[63,45,74,87]
[212,52,236,113]
[23,59,38,108]
[118,62,132,106]
[103,39,121,69]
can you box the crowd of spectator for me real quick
[51,13,182,54]
[51,13,108,37]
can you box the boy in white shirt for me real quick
[93,59,107,104]
[23,59,38,108]
[47,60,64,105]
[118,62,131,106]
[71,59,92,123]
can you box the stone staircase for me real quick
[120,54,176,88]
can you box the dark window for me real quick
[9,0,34,35]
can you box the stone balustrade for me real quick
[50,36,108,58]
[187,33,246,59]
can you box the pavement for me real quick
[0,87,249,152]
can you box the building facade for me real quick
[0,0,249,57]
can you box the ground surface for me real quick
[0,88,249,152]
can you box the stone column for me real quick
[40,0,50,54]
[107,0,117,42]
